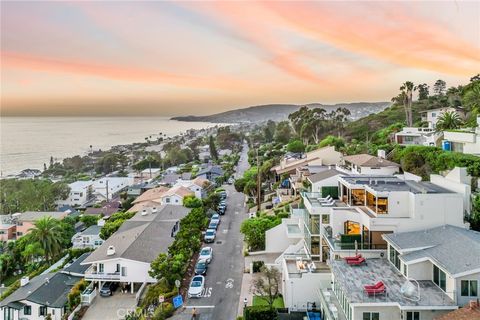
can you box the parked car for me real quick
[188,275,205,298]
[99,282,118,297]
[208,220,218,230]
[204,229,216,243]
[194,259,208,275]
[210,213,220,225]
[199,246,213,263]
[227,177,235,185]
[218,206,226,215]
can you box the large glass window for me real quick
[363,312,380,320]
[389,245,401,270]
[406,311,420,320]
[351,189,365,206]
[461,280,478,297]
[433,265,446,291]
[23,306,31,315]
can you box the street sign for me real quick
[175,279,181,288]
[158,295,165,303]
[173,295,183,309]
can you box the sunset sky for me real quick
[1,1,479,116]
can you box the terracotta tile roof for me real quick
[343,154,399,167]
[435,302,480,320]
[192,177,209,188]
[162,186,194,198]
[132,186,169,204]
[128,200,162,213]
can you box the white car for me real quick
[210,213,220,225]
[199,246,213,263]
[188,275,205,298]
[204,229,216,243]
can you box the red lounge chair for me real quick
[347,257,366,265]
[364,284,386,296]
[344,254,362,262]
[364,281,384,290]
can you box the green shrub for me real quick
[252,261,265,273]
[244,306,278,320]
[152,302,174,320]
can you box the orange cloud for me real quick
[261,2,480,76]
[1,51,246,90]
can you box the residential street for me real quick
[172,143,249,320]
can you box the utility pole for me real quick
[106,179,109,202]
[256,149,261,213]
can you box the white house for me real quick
[57,180,93,207]
[159,186,194,205]
[443,116,480,155]
[81,205,190,293]
[420,107,458,129]
[174,177,210,199]
[394,127,442,146]
[92,177,134,202]
[307,169,347,197]
[71,225,103,249]
[340,153,400,175]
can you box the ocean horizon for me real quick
[0,116,218,176]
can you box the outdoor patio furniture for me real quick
[318,195,332,202]
[347,257,366,266]
[364,281,384,290]
[344,254,362,262]
[364,283,386,296]
[321,199,335,206]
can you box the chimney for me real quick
[107,245,116,256]
[141,209,148,216]
[20,276,29,287]
[377,149,386,159]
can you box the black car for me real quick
[99,282,119,297]
[194,259,208,275]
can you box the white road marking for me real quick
[235,211,239,215]
[216,281,222,285]
[184,305,216,309]
[225,278,234,289]
[201,287,213,297]
[222,229,228,234]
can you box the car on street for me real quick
[218,206,226,215]
[188,275,205,298]
[204,229,216,243]
[227,177,235,185]
[210,213,220,225]
[99,282,118,297]
[199,246,213,263]
[208,220,218,230]
[194,259,208,275]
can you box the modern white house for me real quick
[443,116,480,155]
[263,168,470,313]
[316,225,480,320]
[420,107,459,129]
[71,225,103,249]
[159,186,194,205]
[340,153,400,176]
[394,127,442,146]
[307,169,347,198]
[81,205,190,293]
[57,177,134,207]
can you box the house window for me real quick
[99,263,104,273]
[389,246,401,271]
[406,311,420,320]
[433,265,446,291]
[363,312,379,320]
[166,198,171,203]
[122,266,127,276]
[23,305,31,315]
[17,232,23,236]
[39,306,47,316]
[461,280,478,297]
[432,112,437,117]
[116,264,120,273]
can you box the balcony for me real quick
[304,192,346,209]
[322,226,387,251]
[84,265,120,281]
[318,287,346,320]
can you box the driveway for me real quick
[82,291,137,320]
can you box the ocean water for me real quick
[0,117,217,176]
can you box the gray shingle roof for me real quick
[344,154,400,167]
[0,272,81,309]
[82,205,189,264]
[62,252,91,276]
[79,225,101,236]
[384,225,480,276]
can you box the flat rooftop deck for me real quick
[330,258,456,308]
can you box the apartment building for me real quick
[13,211,69,238]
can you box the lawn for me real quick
[252,295,285,308]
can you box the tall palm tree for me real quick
[400,81,415,126]
[28,216,63,262]
[436,111,463,131]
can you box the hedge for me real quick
[244,306,278,320]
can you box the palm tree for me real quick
[400,81,415,126]
[28,216,63,262]
[436,111,463,131]
[22,242,45,265]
